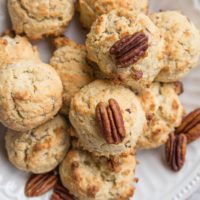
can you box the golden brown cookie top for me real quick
[60,147,136,200]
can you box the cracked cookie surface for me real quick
[0,60,63,131]
[86,9,164,91]
[59,147,136,200]
[0,34,40,67]
[137,82,184,150]
[69,80,146,157]
[77,0,148,29]
[8,0,75,40]
[5,115,70,174]
[151,11,200,82]
[50,37,95,115]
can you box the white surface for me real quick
[0,0,200,199]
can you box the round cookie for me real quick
[0,60,63,131]
[5,115,70,174]
[69,80,146,157]
[0,34,40,67]
[50,37,95,115]
[86,9,164,91]
[77,0,149,29]
[150,11,200,82]
[137,82,184,150]
[59,148,136,200]
[8,0,75,40]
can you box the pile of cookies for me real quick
[0,0,200,199]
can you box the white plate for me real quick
[0,0,200,199]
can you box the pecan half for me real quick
[110,32,148,68]
[51,182,75,200]
[96,98,126,144]
[165,133,187,171]
[175,108,200,143]
[25,171,57,197]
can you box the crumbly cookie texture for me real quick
[86,9,164,91]
[69,80,146,157]
[151,11,200,82]
[59,148,136,200]
[77,0,149,29]
[0,60,63,131]
[50,37,95,115]
[0,34,40,67]
[5,115,70,174]
[137,82,185,150]
[8,0,75,40]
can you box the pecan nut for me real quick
[96,98,126,144]
[25,171,57,197]
[110,32,148,68]
[51,182,75,200]
[165,133,187,171]
[175,108,200,143]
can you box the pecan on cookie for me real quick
[96,99,126,144]
[110,32,148,68]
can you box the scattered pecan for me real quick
[25,171,58,197]
[51,181,75,200]
[96,98,126,144]
[110,32,148,68]
[174,81,184,95]
[165,133,187,171]
[175,108,200,143]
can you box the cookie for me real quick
[77,0,148,29]
[50,37,95,115]
[69,80,146,157]
[150,11,200,82]
[0,60,63,131]
[137,82,185,149]
[5,115,70,174]
[0,34,40,67]
[86,9,164,91]
[59,148,136,200]
[8,0,75,40]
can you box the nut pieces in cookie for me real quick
[110,32,148,68]
[176,108,200,143]
[165,133,187,171]
[173,81,184,95]
[86,9,165,91]
[69,80,146,157]
[96,99,126,144]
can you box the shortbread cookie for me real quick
[0,60,63,131]
[69,80,146,157]
[150,11,200,82]
[59,148,136,200]
[77,0,148,29]
[5,115,70,174]
[0,34,40,67]
[50,37,95,114]
[137,82,184,149]
[86,9,164,91]
[8,0,75,40]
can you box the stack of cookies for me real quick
[0,0,200,200]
